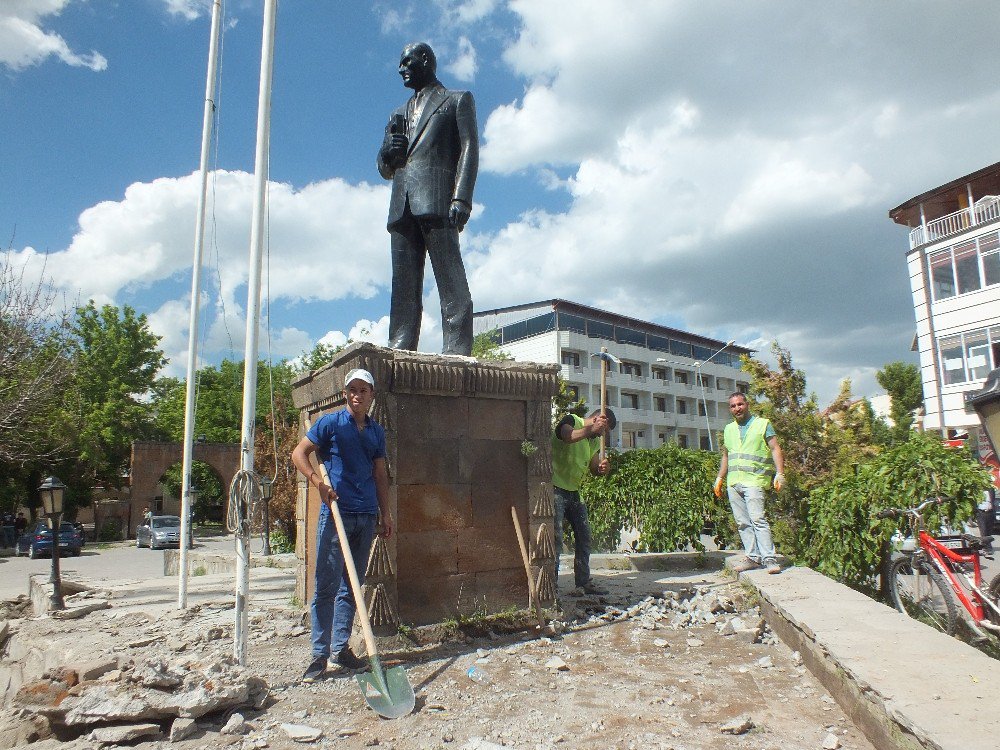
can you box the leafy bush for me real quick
[805,432,990,590]
[581,443,738,553]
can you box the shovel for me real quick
[309,422,414,719]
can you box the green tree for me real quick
[151,358,296,531]
[471,329,512,362]
[69,302,166,490]
[875,361,923,441]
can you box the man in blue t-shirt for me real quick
[291,368,393,682]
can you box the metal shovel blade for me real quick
[355,658,414,719]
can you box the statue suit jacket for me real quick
[378,82,479,228]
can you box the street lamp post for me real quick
[657,339,735,452]
[260,476,273,556]
[38,475,66,611]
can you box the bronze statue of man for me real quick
[377,42,478,356]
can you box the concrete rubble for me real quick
[0,564,882,750]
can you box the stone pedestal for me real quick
[291,343,560,628]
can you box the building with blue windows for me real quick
[473,300,751,451]
[890,161,1000,437]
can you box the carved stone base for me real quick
[293,343,559,627]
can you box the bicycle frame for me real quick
[918,531,987,622]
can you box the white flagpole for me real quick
[234,0,278,666]
[179,0,223,610]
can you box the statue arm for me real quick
[451,91,479,206]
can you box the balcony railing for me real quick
[909,196,1000,249]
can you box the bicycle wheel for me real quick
[889,555,958,634]
[987,572,1000,626]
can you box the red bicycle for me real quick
[878,498,1000,639]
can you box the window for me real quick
[658,432,667,443]
[676,371,689,385]
[937,327,1000,385]
[930,249,956,300]
[561,351,580,367]
[678,400,687,414]
[678,434,689,448]
[565,385,579,401]
[737,383,749,394]
[558,313,587,334]
[965,330,991,380]
[940,335,965,385]
[652,367,667,380]
[621,361,642,376]
[621,431,637,449]
[654,397,668,412]
[622,392,639,409]
[698,401,707,417]
[616,327,646,346]
[954,240,981,294]
[928,231,1000,302]
[700,435,711,450]
[982,233,1000,286]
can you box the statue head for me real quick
[398,42,437,90]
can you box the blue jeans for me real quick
[553,487,592,588]
[311,509,377,660]
[727,483,776,564]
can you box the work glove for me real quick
[773,473,785,492]
[713,477,724,498]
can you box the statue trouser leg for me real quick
[388,223,426,351]
[423,221,472,356]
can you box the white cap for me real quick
[345,368,375,389]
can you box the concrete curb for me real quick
[162,549,297,576]
[738,565,1000,750]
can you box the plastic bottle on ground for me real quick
[466,666,490,683]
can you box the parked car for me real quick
[136,515,190,550]
[15,521,84,559]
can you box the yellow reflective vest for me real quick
[723,416,773,488]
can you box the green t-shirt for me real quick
[551,414,599,492]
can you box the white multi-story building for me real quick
[473,300,752,451]
[889,161,1000,438]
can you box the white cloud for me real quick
[11,170,390,310]
[0,0,107,71]
[461,1,1000,403]
[161,0,207,21]
[445,36,477,82]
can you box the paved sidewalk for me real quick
[740,565,1000,750]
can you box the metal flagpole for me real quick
[179,0,223,610]
[234,0,278,666]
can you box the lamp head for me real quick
[38,475,66,517]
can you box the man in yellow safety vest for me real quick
[713,392,785,574]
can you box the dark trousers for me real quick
[553,487,593,588]
[388,210,472,356]
[976,509,994,552]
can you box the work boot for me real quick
[580,580,608,595]
[335,647,368,671]
[301,656,326,683]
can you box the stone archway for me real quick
[128,441,239,538]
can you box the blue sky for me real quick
[4,1,1000,405]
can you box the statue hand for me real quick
[380,133,408,168]
[449,199,471,230]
